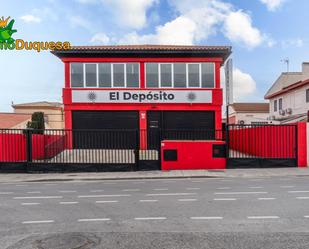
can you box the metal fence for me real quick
[0,128,223,172]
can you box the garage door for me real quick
[72,111,139,149]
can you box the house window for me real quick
[85,64,97,87]
[274,100,277,112]
[201,63,215,88]
[71,62,140,88]
[71,63,84,87]
[98,63,111,88]
[160,64,172,87]
[126,63,139,88]
[306,89,309,103]
[188,64,200,87]
[146,63,159,87]
[279,98,283,110]
[145,62,215,88]
[173,63,187,88]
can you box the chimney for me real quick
[302,62,309,77]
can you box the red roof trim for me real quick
[265,79,309,99]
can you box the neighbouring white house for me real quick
[264,62,309,123]
[228,103,273,125]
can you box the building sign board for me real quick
[72,90,212,104]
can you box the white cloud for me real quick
[233,68,257,100]
[20,15,41,23]
[77,0,157,29]
[90,33,110,44]
[260,0,287,11]
[223,11,263,49]
[69,16,93,31]
[104,0,267,48]
[281,38,304,49]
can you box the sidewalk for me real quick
[0,168,308,183]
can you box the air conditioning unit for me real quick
[286,108,292,115]
[279,110,286,116]
[238,120,245,125]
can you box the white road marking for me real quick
[0,192,14,195]
[21,202,40,205]
[22,220,54,224]
[139,200,158,202]
[296,197,309,200]
[90,190,104,193]
[78,218,110,222]
[214,198,237,201]
[304,216,309,218]
[59,190,77,193]
[216,187,231,190]
[288,191,309,193]
[153,188,168,191]
[191,180,204,183]
[249,187,264,189]
[135,217,166,220]
[146,193,197,196]
[60,202,79,204]
[78,194,131,198]
[95,200,118,203]
[280,186,295,188]
[214,192,267,195]
[14,196,63,199]
[258,198,276,200]
[247,216,279,219]
[186,188,200,190]
[178,199,197,202]
[191,217,223,220]
[122,189,140,192]
[27,191,41,194]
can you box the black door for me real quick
[147,111,161,149]
[72,111,139,149]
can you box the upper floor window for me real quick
[145,62,215,88]
[279,98,283,110]
[70,62,139,88]
[274,99,278,112]
[306,89,309,103]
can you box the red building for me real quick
[52,45,231,170]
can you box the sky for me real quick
[1,0,309,111]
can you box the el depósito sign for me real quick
[72,90,212,103]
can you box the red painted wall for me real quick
[229,125,296,158]
[0,134,67,162]
[297,122,307,167]
[161,140,226,170]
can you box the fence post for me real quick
[25,129,33,171]
[134,129,140,171]
[225,125,230,167]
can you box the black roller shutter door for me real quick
[72,111,139,149]
[162,111,215,140]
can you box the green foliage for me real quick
[26,112,45,134]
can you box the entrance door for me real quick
[147,111,161,149]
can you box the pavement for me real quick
[0,167,308,183]
[1,175,309,248]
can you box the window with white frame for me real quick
[71,63,84,87]
[306,89,309,103]
[274,99,278,112]
[145,62,215,88]
[279,98,283,110]
[70,62,140,88]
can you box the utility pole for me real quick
[281,58,290,72]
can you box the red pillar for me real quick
[297,122,307,167]
[139,110,147,150]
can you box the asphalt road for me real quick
[1,176,309,249]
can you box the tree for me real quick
[26,112,45,134]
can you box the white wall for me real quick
[234,113,273,124]
[270,84,309,118]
